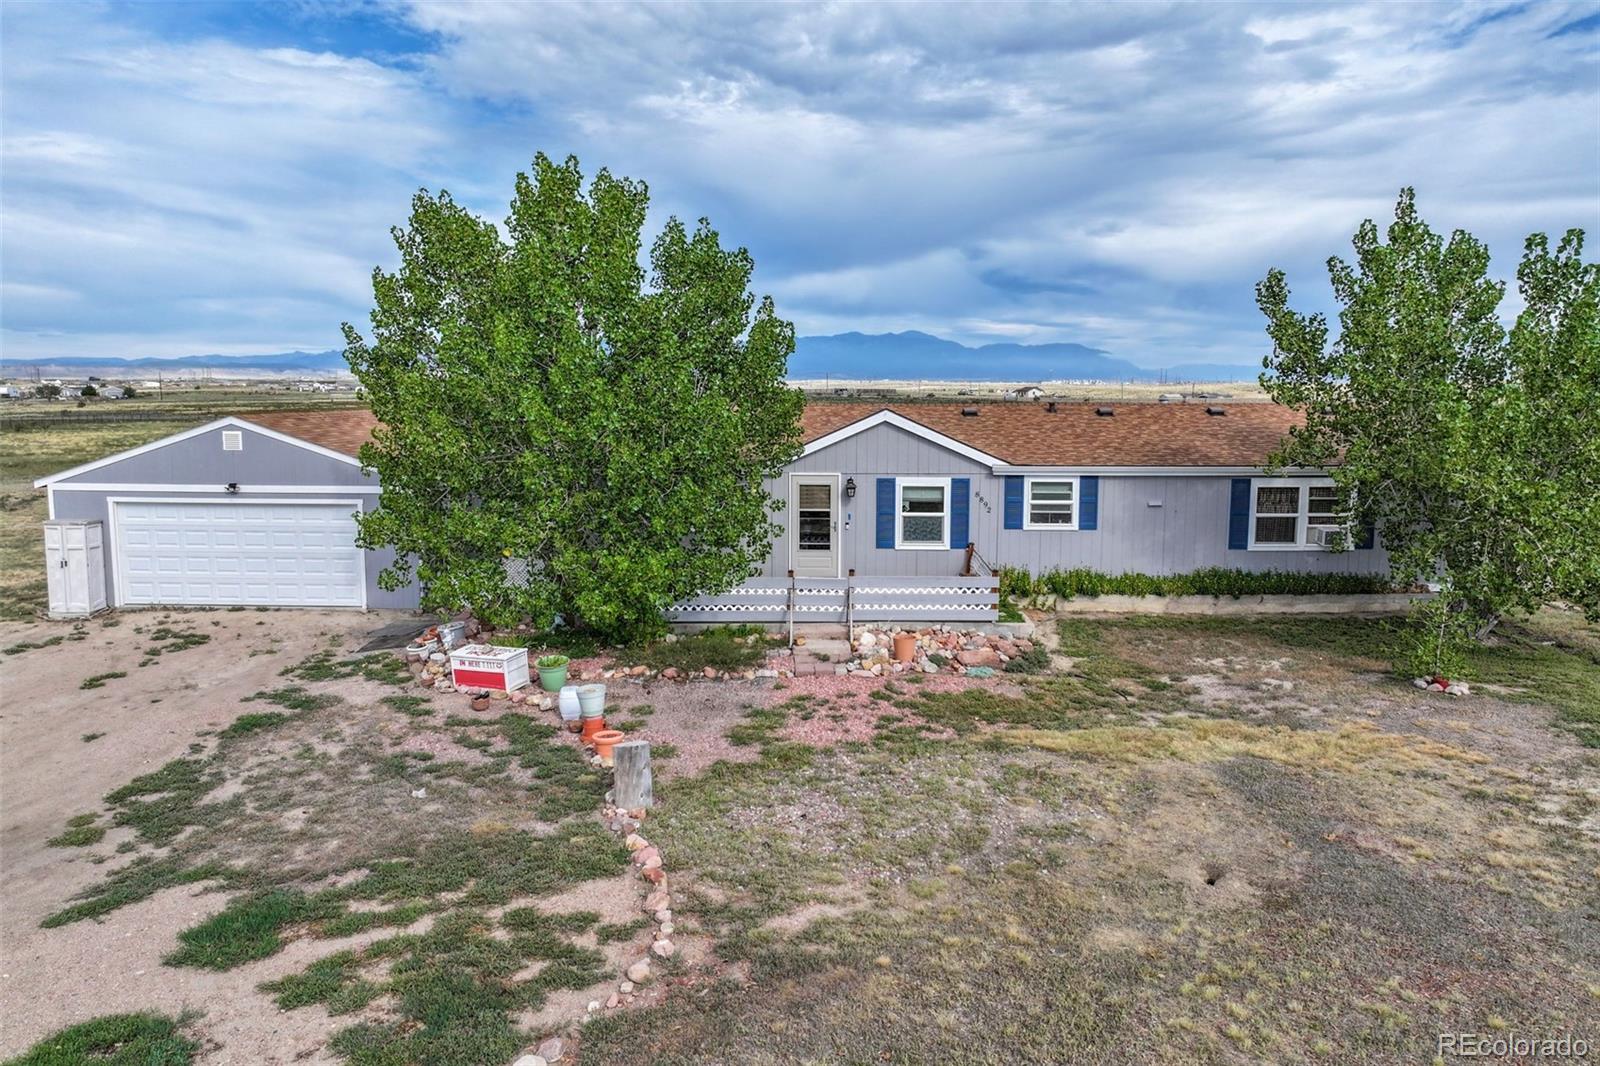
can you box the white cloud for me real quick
[1,0,1595,366]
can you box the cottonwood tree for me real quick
[345,154,803,640]
[1257,188,1600,654]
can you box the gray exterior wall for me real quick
[49,422,420,609]
[760,423,1390,578]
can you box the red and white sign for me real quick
[448,644,530,692]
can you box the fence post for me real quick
[962,543,976,577]
[613,741,653,810]
[786,569,796,649]
[846,569,855,643]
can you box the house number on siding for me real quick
[973,490,993,515]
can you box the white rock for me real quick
[858,631,877,649]
[410,788,427,799]
[654,909,672,922]
[651,939,675,958]
[626,960,652,983]
[1446,683,1470,696]
[619,981,634,994]
[587,1000,600,1013]
[535,1037,564,1062]
[659,922,674,935]
[512,1056,548,1066]
[1413,677,1429,689]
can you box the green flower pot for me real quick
[536,655,570,692]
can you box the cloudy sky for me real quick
[2,1,1596,370]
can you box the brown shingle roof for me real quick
[801,401,1302,467]
[239,401,1301,468]
[242,409,381,458]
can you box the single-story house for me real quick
[34,402,1385,612]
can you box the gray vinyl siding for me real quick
[54,423,362,487]
[49,423,419,609]
[761,423,1390,578]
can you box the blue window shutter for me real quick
[1004,476,1024,530]
[876,478,896,549]
[950,478,970,547]
[1079,476,1098,531]
[1228,478,1251,550]
[1355,522,1375,550]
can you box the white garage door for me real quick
[114,500,364,607]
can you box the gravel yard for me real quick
[3,608,1598,1065]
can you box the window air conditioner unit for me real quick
[1306,526,1340,547]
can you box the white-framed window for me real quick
[896,477,948,549]
[1024,476,1079,530]
[1249,477,1350,550]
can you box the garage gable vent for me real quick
[222,430,243,452]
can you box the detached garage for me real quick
[35,412,419,613]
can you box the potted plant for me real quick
[537,654,570,692]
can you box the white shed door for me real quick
[114,501,364,607]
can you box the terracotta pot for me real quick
[471,695,491,712]
[892,632,918,663]
[592,729,625,767]
[580,715,608,745]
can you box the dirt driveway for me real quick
[0,608,422,1061]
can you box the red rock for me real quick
[662,667,679,680]
[1015,639,1034,653]
[631,845,660,867]
[702,666,717,678]
[641,866,666,884]
[956,648,1001,668]
[644,889,670,911]
[994,639,1018,658]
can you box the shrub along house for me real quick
[34,402,1385,618]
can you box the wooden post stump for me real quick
[614,740,653,810]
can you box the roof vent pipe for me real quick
[961,407,979,416]
[1045,401,1058,413]
[1095,406,1114,417]
[1206,406,1226,416]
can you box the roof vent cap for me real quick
[1095,406,1114,417]
[1206,406,1226,416]
[961,406,979,417]
[1045,401,1058,414]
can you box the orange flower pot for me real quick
[580,715,607,744]
[892,632,918,663]
[592,729,626,767]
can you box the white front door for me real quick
[789,474,840,578]
[113,500,365,607]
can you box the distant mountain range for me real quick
[789,331,1259,382]
[4,332,1262,382]
[2,350,348,375]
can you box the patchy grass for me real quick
[267,909,606,1066]
[575,613,1600,1065]
[621,625,776,675]
[215,712,294,741]
[46,814,106,848]
[3,635,64,655]
[381,694,434,718]
[243,685,341,712]
[3,1012,197,1066]
[79,671,127,690]
[81,731,105,743]
[281,648,411,686]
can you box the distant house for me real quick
[99,386,126,400]
[1010,386,1045,401]
[33,402,1385,614]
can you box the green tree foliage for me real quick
[344,154,803,640]
[1257,188,1600,645]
